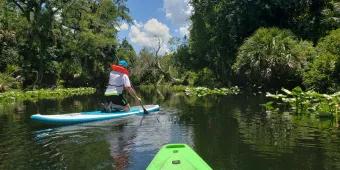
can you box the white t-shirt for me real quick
[105,71,131,96]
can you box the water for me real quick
[1,89,340,170]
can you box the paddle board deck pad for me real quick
[31,105,159,125]
[147,143,212,170]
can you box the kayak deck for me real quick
[147,144,212,170]
[31,105,159,125]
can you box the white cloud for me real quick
[129,18,172,55]
[164,0,192,38]
[116,22,129,31]
[179,25,190,37]
[133,20,143,28]
[164,0,193,26]
[119,22,129,31]
[144,18,171,40]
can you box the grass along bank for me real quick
[0,87,96,103]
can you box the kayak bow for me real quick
[147,144,212,170]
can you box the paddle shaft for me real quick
[129,84,148,114]
[139,99,149,114]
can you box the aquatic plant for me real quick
[0,87,96,103]
[265,87,340,118]
[139,85,187,92]
[184,86,240,97]
[139,85,240,97]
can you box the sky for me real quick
[117,0,192,54]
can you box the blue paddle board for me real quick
[31,105,159,125]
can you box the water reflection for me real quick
[1,89,340,169]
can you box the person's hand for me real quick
[136,96,142,102]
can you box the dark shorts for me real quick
[104,94,128,106]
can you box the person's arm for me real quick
[126,87,141,102]
[123,74,141,101]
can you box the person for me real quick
[103,59,141,112]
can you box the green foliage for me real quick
[159,53,182,81]
[303,53,338,92]
[173,44,192,71]
[0,0,130,89]
[0,73,20,92]
[194,67,220,88]
[0,87,96,103]
[303,28,340,92]
[1,0,338,92]
[317,28,340,55]
[232,28,316,90]
[187,0,337,85]
[0,65,22,92]
[130,48,181,86]
[0,30,21,71]
[130,48,157,85]
[182,71,198,86]
[116,39,137,67]
[139,85,187,92]
[321,1,340,30]
[60,58,83,86]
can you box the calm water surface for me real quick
[1,88,340,170]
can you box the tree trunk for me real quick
[155,60,171,81]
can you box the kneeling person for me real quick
[104,60,141,112]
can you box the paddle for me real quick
[139,100,148,126]
[140,100,149,114]
[139,100,160,126]
[130,84,148,114]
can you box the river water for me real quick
[1,88,340,170]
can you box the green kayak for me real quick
[147,144,212,170]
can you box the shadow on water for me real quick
[1,89,340,169]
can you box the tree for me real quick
[58,0,130,87]
[0,30,20,72]
[173,44,191,71]
[3,0,131,88]
[303,53,338,92]
[303,28,340,92]
[187,0,337,85]
[116,38,137,67]
[232,28,316,90]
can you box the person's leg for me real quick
[121,95,130,112]
[102,96,112,112]
[104,103,111,112]
[110,103,126,111]
[123,104,130,112]
[109,95,130,112]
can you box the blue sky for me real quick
[117,0,192,54]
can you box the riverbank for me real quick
[0,87,96,103]
[0,85,240,103]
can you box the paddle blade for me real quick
[139,101,149,114]
[142,106,149,114]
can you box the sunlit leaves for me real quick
[265,87,340,117]
[184,86,240,97]
[303,28,340,92]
